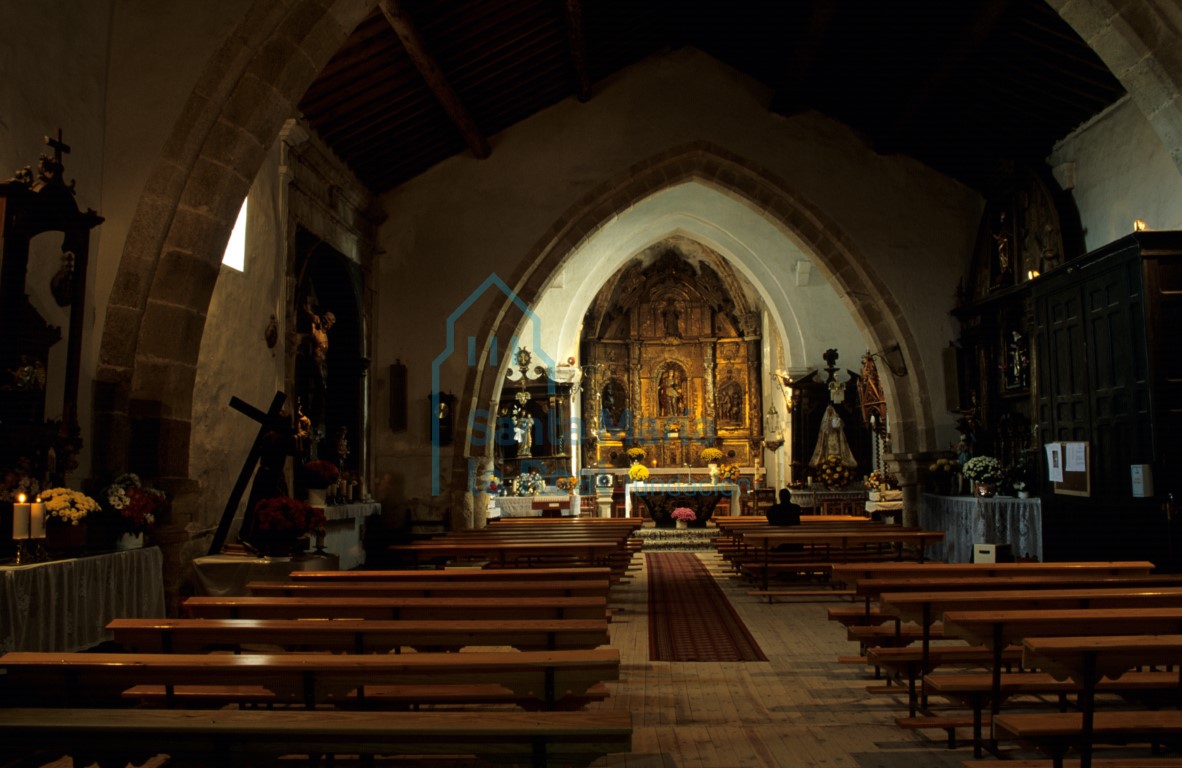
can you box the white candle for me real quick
[12,494,30,540]
[30,500,46,539]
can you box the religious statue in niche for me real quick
[601,379,627,428]
[810,404,857,469]
[718,380,744,424]
[1003,330,1029,391]
[661,299,682,338]
[513,406,535,457]
[299,294,336,441]
[991,210,1014,290]
[658,365,686,417]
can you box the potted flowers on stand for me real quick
[628,463,649,485]
[671,506,696,529]
[926,457,960,495]
[962,456,1004,497]
[814,454,855,490]
[303,460,339,508]
[626,447,647,466]
[102,473,168,550]
[41,486,102,557]
[700,448,724,483]
[248,496,327,558]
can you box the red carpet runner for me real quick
[647,552,767,662]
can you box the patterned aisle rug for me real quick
[646,552,767,662]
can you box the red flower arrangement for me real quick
[303,460,340,489]
[121,486,169,533]
[253,496,326,534]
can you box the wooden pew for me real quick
[920,607,1182,756]
[109,617,611,654]
[247,579,613,599]
[868,586,1182,716]
[387,540,630,571]
[830,561,1158,586]
[0,648,621,711]
[994,634,1182,768]
[182,595,608,621]
[0,707,633,768]
[738,529,946,591]
[289,566,613,582]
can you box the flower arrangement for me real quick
[864,469,897,491]
[0,459,40,502]
[628,464,650,482]
[928,457,959,474]
[814,454,855,490]
[41,487,101,526]
[555,476,578,493]
[626,447,647,463]
[962,455,1003,485]
[103,473,168,533]
[303,459,340,489]
[700,447,724,464]
[516,468,546,496]
[717,463,741,482]
[486,474,502,495]
[253,496,326,534]
[671,507,696,523]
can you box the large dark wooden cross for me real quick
[208,391,287,555]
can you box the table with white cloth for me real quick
[918,493,1043,563]
[493,495,577,518]
[0,546,165,652]
[321,501,381,570]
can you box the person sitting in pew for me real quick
[766,488,801,527]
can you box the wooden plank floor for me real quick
[590,550,967,767]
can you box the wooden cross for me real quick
[44,129,70,164]
[208,391,287,555]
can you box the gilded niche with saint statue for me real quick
[580,241,762,468]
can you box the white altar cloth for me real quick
[0,546,165,652]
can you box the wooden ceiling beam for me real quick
[378,0,490,159]
[878,1,1013,154]
[770,0,838,116]
[562,0,592,101]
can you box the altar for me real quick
[626,483,739,528]
[321,501,381,570]
[1,547,165,652]
[492,495,577,518]
[919,493,1043,563]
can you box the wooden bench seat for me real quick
[289,567,614,582]
[181,595,608,621]
[993,710,1182,766]
[865,644,1024,717]
[827,606,891,626]
[0,649,620,711]
[848,622,945,648]
[124,681,613,711]
[962,760,1182,768]
[246,579,613,599]
[109,617,611,654]
[0,707,634,768]
[924,670,1182,757]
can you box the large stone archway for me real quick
[92,0,1182,526]
[454,143,935,496]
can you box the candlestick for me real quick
[12,494,30,540]
[30,500,46,539]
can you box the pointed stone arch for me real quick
[456,143,936,490]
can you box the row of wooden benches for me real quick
[821,560,1182,768]
[0,535,641,767]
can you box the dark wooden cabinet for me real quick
[1031,231,1182,565]
[1033,231,1177,498]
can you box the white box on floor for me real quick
[972,543,1013,564]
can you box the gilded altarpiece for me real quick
[580,249,761,468]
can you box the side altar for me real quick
[626,483,739,528]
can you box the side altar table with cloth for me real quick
[918,493,1042,563]
[0,547,165,652]
[626,483,739,528]
[321,501,381,570]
